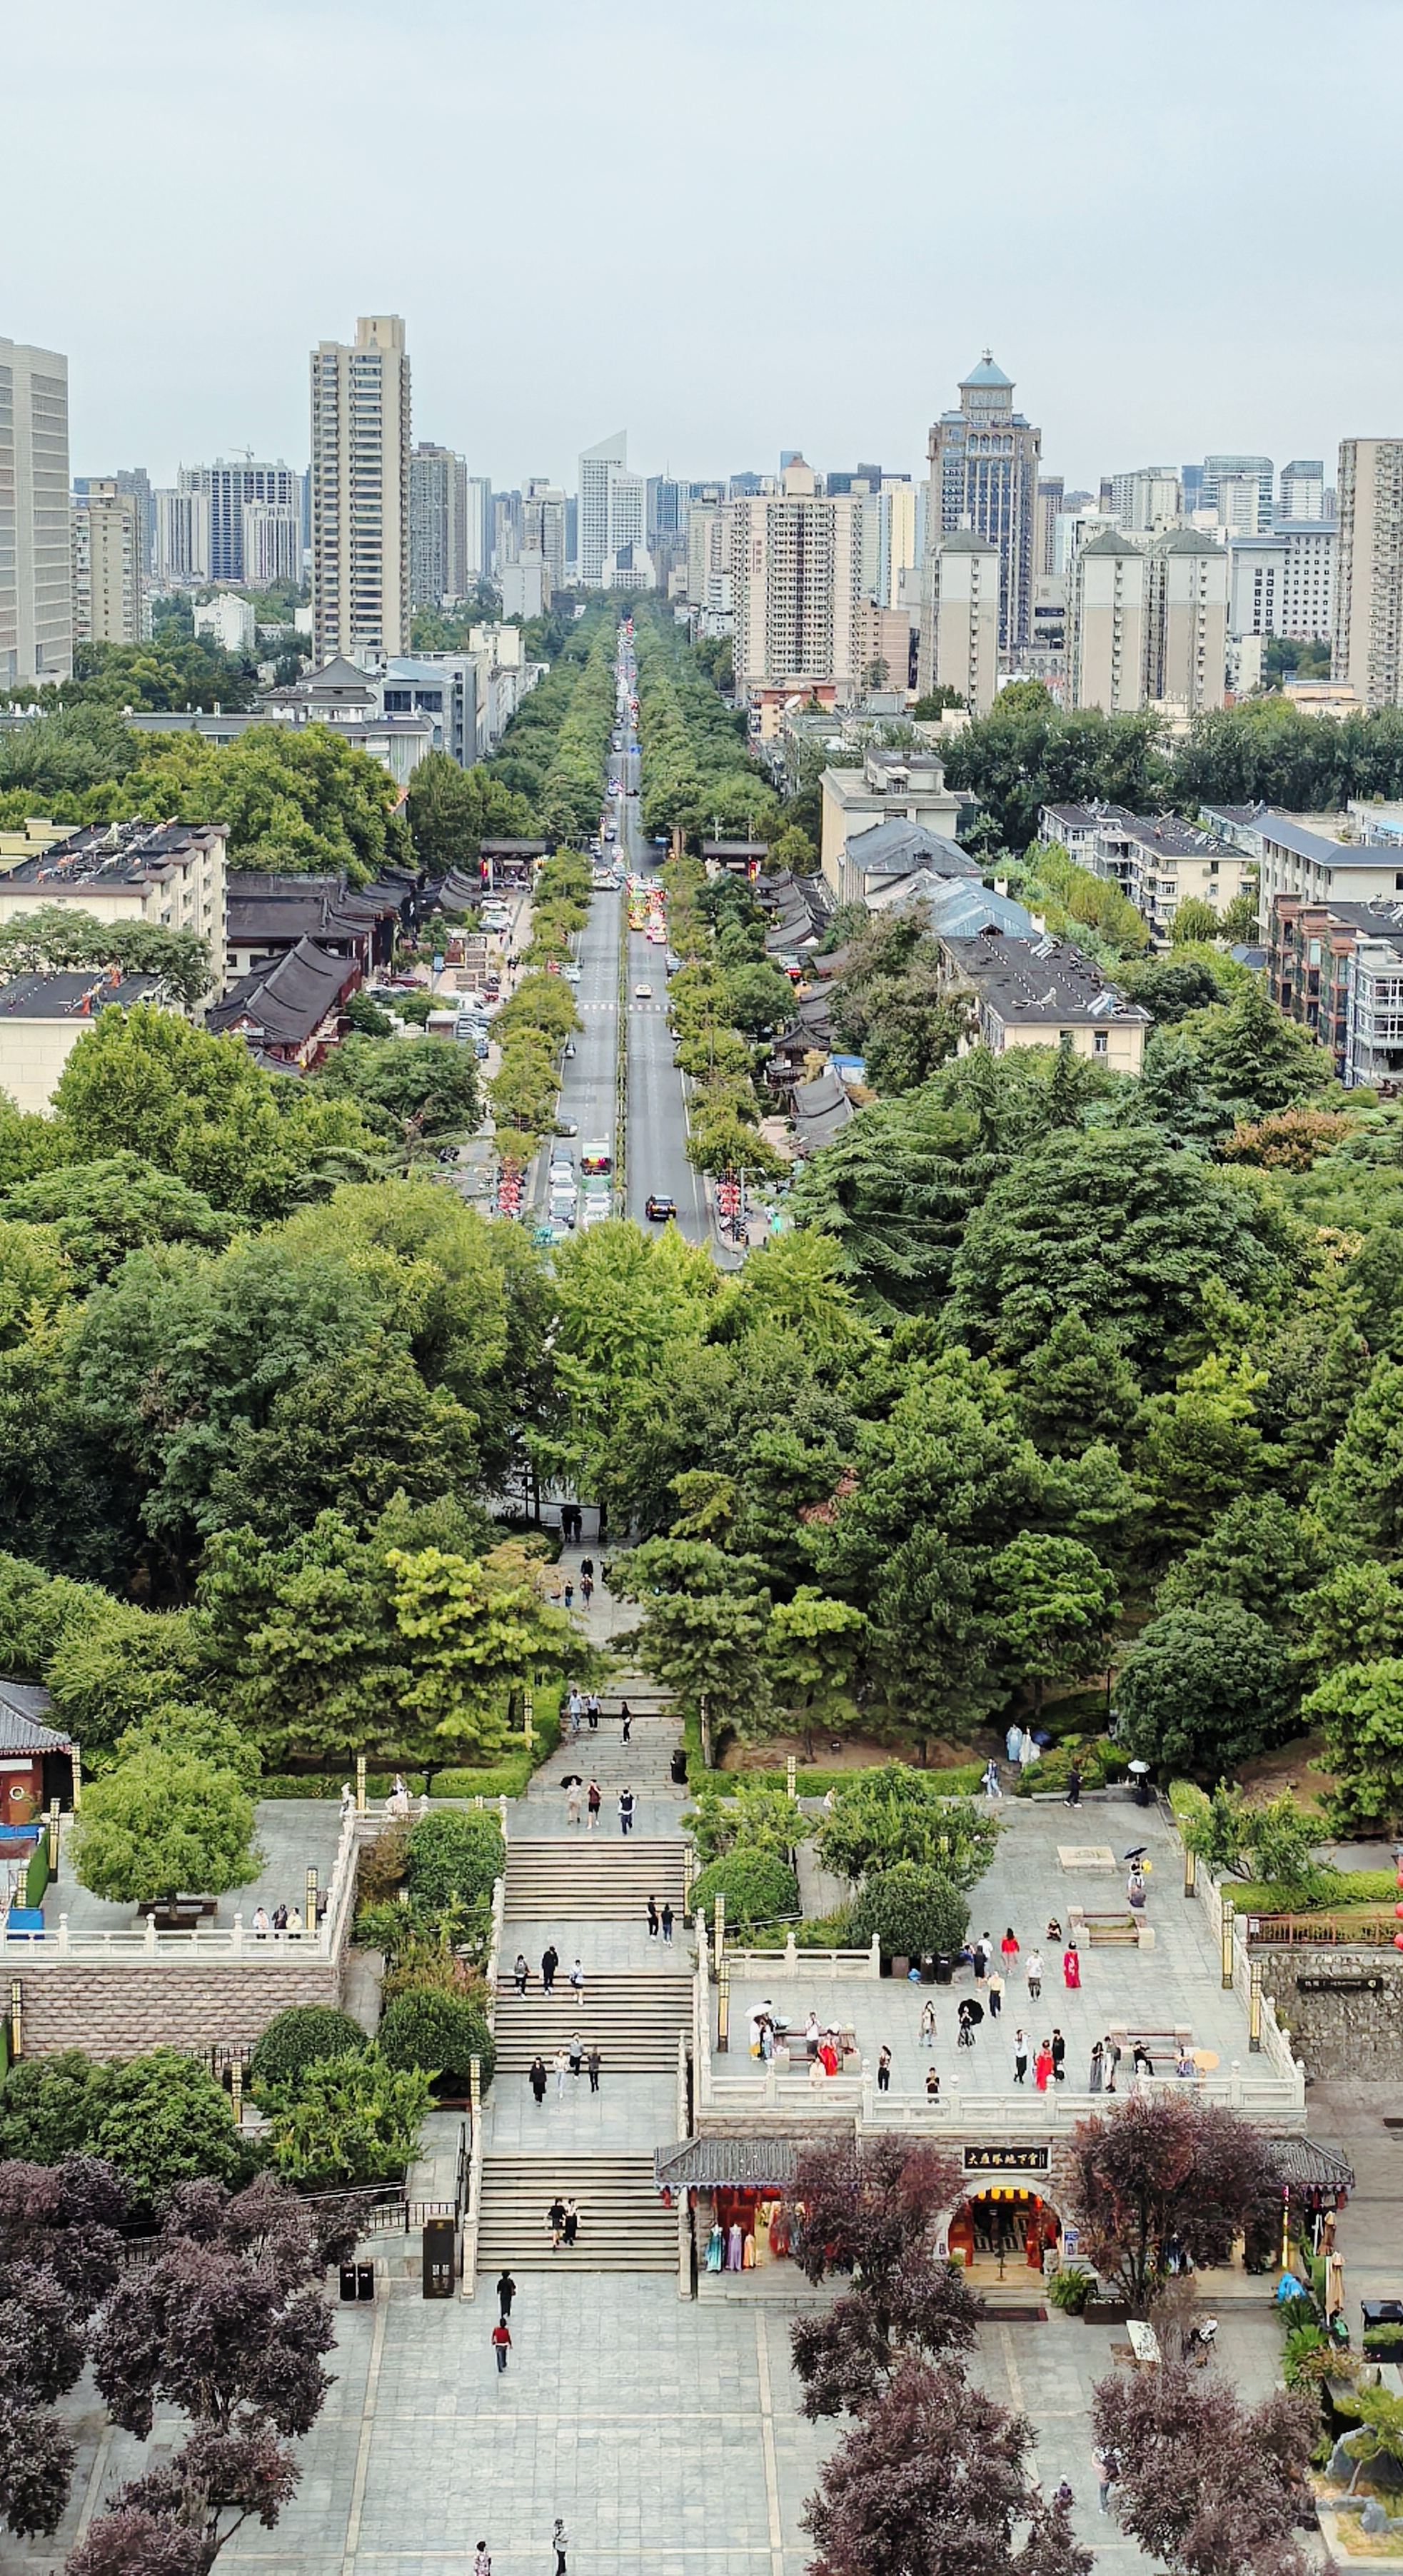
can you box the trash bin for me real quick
[339,2262,358,2303]
[670,1747,688,1785]
[935,1955,953,1986]
[356,2262,375,2302]
[921,1955,937,1983]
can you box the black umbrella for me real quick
[1124,1846,1147,1863]
[561,1773,583,1788]
[958,1998,985,2023]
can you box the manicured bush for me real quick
[378,1988,496,2090]
[0,2046,248,2210]
[688,1849,800,1930]
[852,1860,970,1966]
[258,2048,431,2188]
[404,1809,505,1910]
[248,2006,369,2090]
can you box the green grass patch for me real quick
[1228,1869,1399,1913]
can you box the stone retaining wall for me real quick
[1261,1948,1403,2083]
[15,1952,346,2061]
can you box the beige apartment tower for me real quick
[310,316,411,665]
[1070,525,1227,715]
[71,480,141,645]
[1333,438,1403,708]
[0,336,71,685]
[729,460,861,694]
[1147,527,1229,714]
[924,528,1000,715]
[1069,529,1149,713]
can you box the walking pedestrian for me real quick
[567,1688,582,1739]
[514,1952,529,1994]
[587,2046,601,2093]
[1063,1940,1082,1990]
[587,1779,601,1828]
[580,1556,595,1584]
[552,2519,568,2575]
[982,1756,1001,1799]
[920,2000,936,2049]
[546,2195,566,2249]
[660,1902,674,1943]
[1094,2445,1118,2515]
[565,1780,582,1828]
[491,2319,512,2373]
[1013,2030,1028,2084]
[619,1786,635,1836]
[1054,2481,1074,2514]
[1050,2027,1067,2083]
[581,1574,594,1609]
[586,1689,600,1728]
[1089,2038,1105,2093]
[957,2000,976,2049]
[474,2545,491,2576]
[570,1957,585,1998]
[877,2045,892,2093]
[987,1969,1004,2018]
[563,2198,579,2247]
[1025,1946,1043,2001]
[541,1945,558,1994]
[554,2047,569,2098]
[1000,1926,1020,1973]
[973,1934,990,1983]
[529,2056,548,2105]
[1063,1764,1082,1808]
[647,1894,660,1936]
[1035,2040,1053,2092]
[497,2269,516,2323]
[1105,2035,1121,2094]
[620,1702,632,1743]
[563,1581,574,1610]
[568,2031,584,2078]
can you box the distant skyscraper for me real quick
[0,335,71,685]
[1333,437,1403,708]
[578,432,627,585]
[71,479,141,645]
[1200,454,1273,530]
[241,500,302,590]
[919,353,1040,678]
[309,316,411,664]
[465,477,492,583]
[523,478,568,596]
[410,443,469,606]
[1279,458,1325,522]
[645,476,690,545]
[729,458,861,691]
[181,458,302,585]
[154,487,211,585]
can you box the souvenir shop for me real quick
[942,2146,1063,2279]
[654,2138,802,2283]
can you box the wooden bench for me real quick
[138,1896,218,1930]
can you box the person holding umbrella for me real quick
[957,1997,982,2049]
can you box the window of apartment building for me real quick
[1093,1030,1108,1055]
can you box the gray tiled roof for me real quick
[654,2137,800,2190]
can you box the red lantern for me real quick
[1395,1902,1403,1920]
[1394,1933,1403,1952]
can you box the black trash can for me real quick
[920,1955,936,1983]
[339,2262,358,2303]
[356,2261,375,2301]
[670,1747,688,1785]
[935,1955,953,1986]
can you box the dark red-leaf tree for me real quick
[1062,2094,1277,2303]
[0,2156,131,2538]
[803,2357,1093,2576]
[1092,2358,1317,2575]
[788,2136,980,2415]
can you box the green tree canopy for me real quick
[71,1751,262,1907]
[1115,1602,1297,1779]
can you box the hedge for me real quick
[378,1989,496,2091]
[688,1850,799,1930]
[404,1810,505,1911]
[853,1861,970,1966]
[249,2006,370,2090]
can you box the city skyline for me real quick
[4,0,1401,491]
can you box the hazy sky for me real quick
[5,0,1402,495]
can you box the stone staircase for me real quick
[503,1837,688,1922]
[535,1685,681,1793]
[492,1971,692,2072]
[475,2152,677,2273]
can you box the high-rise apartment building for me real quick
[1107,467,1182,530]
[1200,454,1273,530]
[71,480,141,645]
[918,353,1040,680]
[924,528,1000,715]
[309,316,411,665]
[885,478,922,610]
[1069,526,1227,715]
[410,443,469,607]
[729,458,861,693]
[1229,525,1335,645]
[1279,459,1326,522]
[1333,437,1403,708]
[1068,530,1149,715]
[0,336,71,686]
[685,487,729,614]
[523,478,567,596]
[180,458,303,585]
[578,432,627,585]
[464,477,492,584]
[1148,528,1229,713]
[1035,476,1065,578]
[153,487,211,586]
[241,500,302,590]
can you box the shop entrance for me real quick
[947,2188,1061,2280]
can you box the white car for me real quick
[562,965,583,985]
[581,1198,612,1227]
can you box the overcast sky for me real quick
[5,0,1401,497]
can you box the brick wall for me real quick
[1261,1950,1403,2083]
[15,1954,347,2061]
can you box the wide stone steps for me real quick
[503,1839,688,1920]
[535,1711,681,1793]
[476,2153,676,2272]
[492,1973,692,2070]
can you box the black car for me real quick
[645,1194,677,1222]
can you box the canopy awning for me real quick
[654,2137,800,2193]
[1271,2139,1355,2193]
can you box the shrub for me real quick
[688,1849,800,1930]
[378,1988,495,2090]
[1047,2267,1092,2314]
[404,1809,505,1910]
[356,1820,411,1905]
[258,2048,431,2189]
[0,2047,250,2211]
[1364,2325,1403,2360]
[852,1861,970,1966]
[1012,1737,1127,1798]
[248,2006,369,2091]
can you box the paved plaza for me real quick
[16,2272,1298,2572]
[44,1798,346,1936]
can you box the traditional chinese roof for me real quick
[1269,2138,1355,2193]
[654,2137,800,2191]
[0,1680,69,1755]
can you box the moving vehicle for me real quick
[580,1141,613,1177]
[581,1197,612,1228]
[633,982,653,999]
[562,965,582,985]
[554,1119,579,1137]
[645,1195,677,1223]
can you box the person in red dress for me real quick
[1063,1942,1082,1989]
